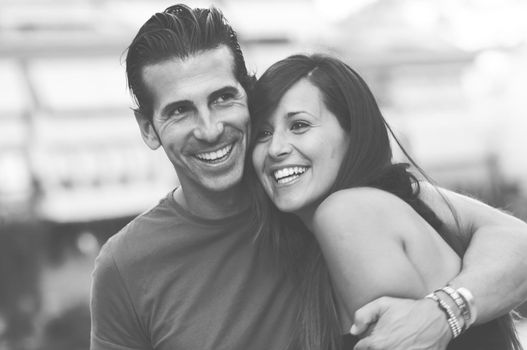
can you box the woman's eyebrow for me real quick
[285,111,315,119]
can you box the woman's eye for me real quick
[255,129,272,141]
[290,121,310,131]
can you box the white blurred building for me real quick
[0,0,526,226]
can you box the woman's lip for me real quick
[270,166,309,181]
[275,173,303,186]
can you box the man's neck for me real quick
[173,185,249,220]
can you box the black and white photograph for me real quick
[1,0,527,349]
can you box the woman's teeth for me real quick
[196,144,233,162]
[273,167,307,184]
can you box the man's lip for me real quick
[193,142,235,156]
[192,144,234,164]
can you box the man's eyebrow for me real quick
[209,86,241,102]
[160,100,193,116]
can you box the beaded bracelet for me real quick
[425,292,462,338]
[441,286,471,332]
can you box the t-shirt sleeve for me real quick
[90,239,151,350]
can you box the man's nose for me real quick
[192,111,224,143]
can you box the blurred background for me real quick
[0,0,526,348]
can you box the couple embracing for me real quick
[90,4,527,350]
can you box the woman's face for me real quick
[252,78,350,217]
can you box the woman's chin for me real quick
[274,201,303,215]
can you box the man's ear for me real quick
[134,110,161,150]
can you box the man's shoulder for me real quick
[96,195,180,268]
[111,195,173,241]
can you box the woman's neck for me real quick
[295,205,318,232]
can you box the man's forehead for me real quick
[142,46,240,94]
[141,46,242,105]
[143,46,236,81]
[185,46,237,73]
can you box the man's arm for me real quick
[420,183,527,322]
[351,183,527,349]
[90,239,151,350]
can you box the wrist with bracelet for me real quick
[425,286,477,339]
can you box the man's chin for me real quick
[204,171,245,193]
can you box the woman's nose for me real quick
[267,132,292,159]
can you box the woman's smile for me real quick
[272,166,308,184]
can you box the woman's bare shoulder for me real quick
[313,187,417,238]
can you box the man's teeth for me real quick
[196,144,233,161]
[273,167,307,183]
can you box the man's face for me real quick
[137,46,250,197]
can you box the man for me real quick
[90,4,527,350]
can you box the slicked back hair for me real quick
[125,4,254,119]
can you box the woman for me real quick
[248,54,522,350]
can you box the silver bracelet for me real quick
[441,286,470,332]
[456,287,477,328]
[425,292,462,338]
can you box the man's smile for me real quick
[194,143,234,163]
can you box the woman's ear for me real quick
[134,110,161,150]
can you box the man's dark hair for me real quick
[125,4,254,119]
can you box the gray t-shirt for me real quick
[90,192,298,350]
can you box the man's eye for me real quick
[214,93,234,104]
[170,106,189,116]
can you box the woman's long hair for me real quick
[248,53,522,350]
